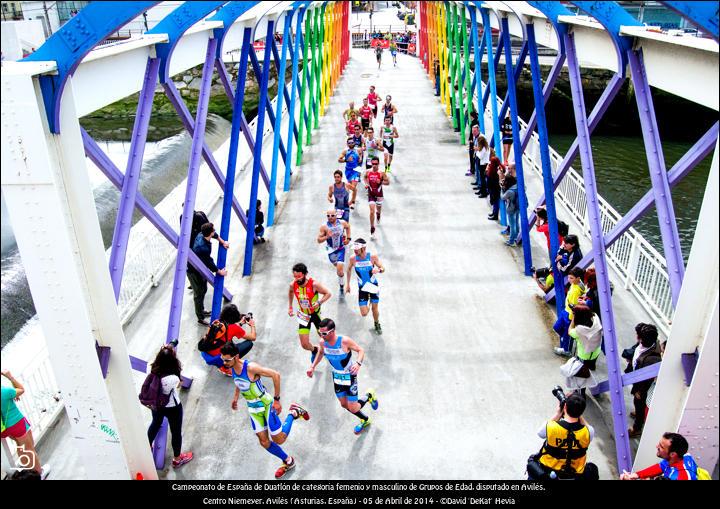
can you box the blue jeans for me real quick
[475,162,488,195]
[507,208,519,242]
[553,310,572,352]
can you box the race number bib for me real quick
[332,372,352,386]
[296,310,310,326]
[360,281,379,294]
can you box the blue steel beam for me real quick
[249,47,288,164]
[526,23,565,316]
[209,1,262,55]
[284,6,308,192]
[244,19,275,276]
[479,8,503,157]
[489,42,528,147]
[108,57,160,302]
[565,31,631,473]
[268,10,296,227]
[501,16,532,275]
[469,7,485,133]
[146,1,226,84]
[166,37,218,344]
[23,1,159,133]
[210,26,253,322]
[661,1,719,41]
[82,129,234,303]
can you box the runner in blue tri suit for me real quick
[306,318,378,435]
[345,238,386,335]
[221,342,310,479]
[327,169,351,222]
[338,138,363,210]
[317,208,351,295]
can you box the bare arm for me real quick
[288,283,295,315]
[241,318,257,341]
[342,221,351,244]
[1,371,25,398]
[317,225,329,244]
[328,185,335,203]
[231,386,240,410]
[382,173,390,186]
[392,127,399,139]
[307,342,325,377]
[338,150,346,163]
[250,362,282,413]
[313,281,332,305]
[346,257,355,290]
[370,254,385,274]
[343,336,365,375]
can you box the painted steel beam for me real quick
[22,1,159,133]
[661,1,719,41]
[209,1,263,56]
[592,363,662,394]
[81,129,234,302]
[108,57,160,302]
[269,18,299,144]
[244,19,275,277]
[284,6,307,190]
[248,46,288,165]
[565,30,631,473]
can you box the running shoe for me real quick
[218,366,233,377]
[374,321,382,335]
[366,389,379,411]
[172,452,194,468]
[370,226,376,238]
[339,284,345,296]
[289,403,311,421]
[354,419,372,435]
[275,457,295,479]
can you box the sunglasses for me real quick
[221,357,235,364]
[326,214,336,218]
[318,330,334,337]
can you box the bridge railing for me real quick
[471,80,672,335]
[2,72,302,461]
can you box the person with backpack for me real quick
[197,304,256,376]
[142,344,193,468]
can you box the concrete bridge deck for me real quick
[36,48,636,481]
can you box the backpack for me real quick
[558,220,569,238]
[138,373,170,411]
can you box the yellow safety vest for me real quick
[539,420,591,474]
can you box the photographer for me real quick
[528,389,599,480]
[532,266,555,296]
[197,303,256,376]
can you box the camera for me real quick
[241,312,253,323]
[532,266,552,279]
[552,385,566,407]
[168,338,180,348]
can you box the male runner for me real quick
[375,44,383,69]
[343,101,358,122]
[327,170,351,222]
[389,40,398,67]
[367,85,381,119]
[381,116,399,173]
[338,138,363,209]
[222,342,310,479]
[382,95,398,124]
[288,263,332,363]
[358,98,373,132]
[317,208,351,295]
[363,127,385,170]
[351,124,366,168]
[346,239,386,335]
[364,156,390,239]
[306,318,379,435]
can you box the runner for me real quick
[345,111,362,136]
[389,40,398,67]
[221,343,310,479]
[367,86,381,119]
[338,138,363,209]
[382,95,398,124]
[327,170,351,222]
[363,156,390,239]
[317,208,351,296]
[287,263,332,364]
[380,116,399,173]
[358,98,373,133]
[351,124,366,168]
[375,44,383,69]
[343,101,358,123]
[363,126,385,171]
[345,239,386,335]
[306,318,379,435]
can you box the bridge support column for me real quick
[244,19,275,277]
[565,31,632,474]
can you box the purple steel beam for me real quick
[129,355,191,388]
[528,73,625,228]
[565,31,632,473]
[96,343,111,378]
[519,53,566,154]
[108,57,160,302]
[214,59,272,191]
[543,122,718,302]
[163,80,249,229]
[166,37,218,344]
[81,129,233,302]
[591,363,661,395]
[681,348,699,386]
[628,48,685,307]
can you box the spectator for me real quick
[1,371,48,478]
[198,304,256,375]
[466,122,479,177]
[643,340,666,420]
[529,391,599,480]
[501,112,513,164]
[620,432,703,480]
[485,147,502,220]
[532,267,555,298]
[145,344,193,468]
[187,222,229,326]
[555,234,583,277]
[626,323,661,438]
[474,134,490,198]
[554,266,586,356]
[535,207,565,256]
[247,200,265,245]
[433,59,440,96]
[500,175,519,247]
[568,304,603,396]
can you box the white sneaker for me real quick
[553,347,570,357]
[41,464,51,479]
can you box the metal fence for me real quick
[470,79,673,335]
[2,73,301,464]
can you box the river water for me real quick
[0,115,232,349]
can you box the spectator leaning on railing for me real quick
[620,432,711,480]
